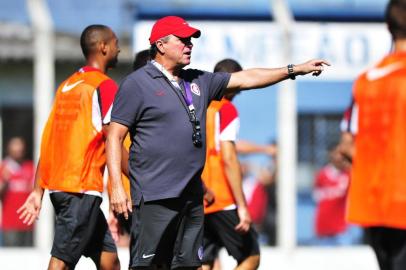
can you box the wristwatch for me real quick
[287,64,296,80]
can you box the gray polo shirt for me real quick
[111,62,231,205]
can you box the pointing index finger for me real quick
[317,60,331,66]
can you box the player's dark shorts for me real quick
[117,214,132,235]
[129,193,204,269]
[366,226,406,270]
[50,192,117,267]
[203,209,260,264]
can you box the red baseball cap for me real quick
[149,16,201,45]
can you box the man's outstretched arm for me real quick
[226,59,329,92]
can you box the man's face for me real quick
[8,138,25,161]
[106,31,120,69]
[161,35,193,67]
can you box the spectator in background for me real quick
[341,1,406,269]
[0,137,34,246]
[313,144,361,246]
[237,140,278,245]
[132,49,150,71]
[243,165,268,229]
[202,59,260,270]
[241,152,278,246]
[260,163,278,246]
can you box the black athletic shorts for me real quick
[366,226,406,270]
[203,209,260,264]
[117,214,132,235]
[50,192,117,267]
[129,194,204,269]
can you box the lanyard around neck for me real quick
[182,81,195,111]
[151,61,195,111]
[152,62,202,147]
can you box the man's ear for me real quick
[155,40,165,54]
[100,41,108,56]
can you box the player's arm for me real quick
[236,140,277,156]
[120,143,129,178]
[0,181,6,199]
[220,140,251,233]
[339,132,354,163]
[17,159,44,225]
[106,122,132,219]
[226,59,329,92]
[338,101,356,162]
[103,124,130,178]
[0,164,10,199]
[202,181,215,207]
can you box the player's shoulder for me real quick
[181,68,206,81]
[99,78,118,91]
[220,101,238,116]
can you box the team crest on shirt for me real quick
[191,83,200,96]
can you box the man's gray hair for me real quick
[149,35,172,59]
